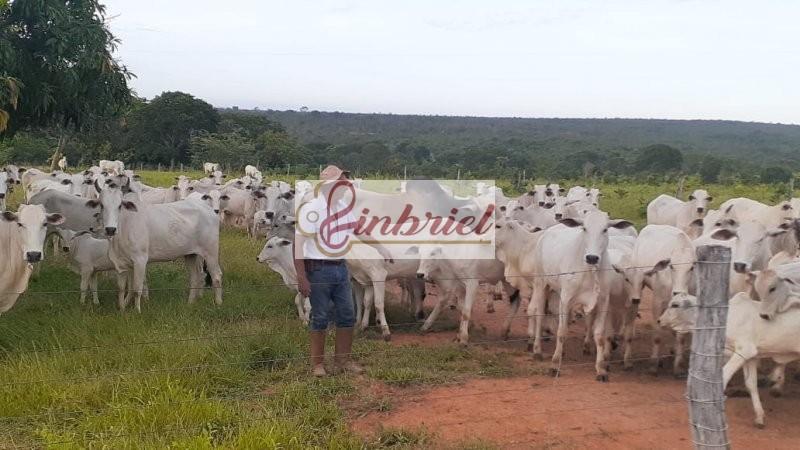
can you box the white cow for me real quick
[86,184,223,312]
[406,243,517,346]
[567,186,602,209]
[0,171,10,212]
[28,189,104,234]
[256,236,310,325]
[614,224,695,374]
[206,170,225,186]
[659,290,800,429]
[245,164,258,177]
[5,165,23,185]
[647,189,713,234]
[248,186,293,238]
[99,160,124,175]
[203,162,221,175]
[719,198,793,231]
[57,157,68,171]
[0,205,64,314]
[527,211,634,381]
[25,178,76,199]
[187,190,229,215]
[504,200,558,229]
[139,186,181,204]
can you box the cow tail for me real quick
[200,258,212,287]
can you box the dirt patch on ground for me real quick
[351,283,800,449]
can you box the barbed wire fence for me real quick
[0,254,736,448]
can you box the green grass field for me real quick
[0,170,790,448]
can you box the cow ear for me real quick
[208,174,214,178]
[645,259,671,276]
[609,220,634,230]
[46,213,65,225]
[121,201,138,212]
[201,194,210,200]
[688,195,695,200]
[720,218,738,228]
[61,179,72,185]
[172,186,179,190]
[746,271,759,286]
[50,173,57,177]
[222,174,227,178]
[404,245,420,256]
[281,191,294,200]
[17,167,26,174]
[560,218,582,228]
[528,226,542,233]
[768,227,789,238]
[499,205,506,212]
[558,188,566,193]
[278,239,292,247]
[710,229,737,241]
[527,190,535,196]
[133,174,141,180]
[253,190,265,198]
[85,200,100,209]
[706,196,713,202]
[782,203,792,210]
[1,211,17,222]
[83,179,93,185]
[220,195,230,201]
[175,177,180,181]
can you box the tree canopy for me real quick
[0,0,133,136]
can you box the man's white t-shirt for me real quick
[297,195,358,260]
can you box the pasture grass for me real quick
[0,170,791,448]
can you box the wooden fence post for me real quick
[687,245,731,449]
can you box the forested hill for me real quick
[253,110,800,173]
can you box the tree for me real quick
[0,0,133,137]
[127,92,219,164]
[760,166,793,184]
[698,156,723,183]
[254,129,310,168]
[189,131,255,170]
[635,144,683,172]
[218,112,285,138]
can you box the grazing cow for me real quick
[187,190,229,215]
[256,236,311,325]
[5,165,23,184]
[647,189,712,235]
[659,291,800,429]
[57,156,68,171]
[0,171,10,212]
[528,211,634,381]
[614,224,695,374]
[86,183,223,312]
[0,205,64,314]
[203,162,221,175]
[245,164,258,177]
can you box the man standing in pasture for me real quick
[294,165,393,377]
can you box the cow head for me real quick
[688,189,712,216]
[85,183,137,237]
[751,269,800,320]
[656,293,698,333]
[560,211,633,266]
[252,186,293,221]
[404,244,442,280]
[2,204,64,263]
[710,221,787,273]
[200,190,229,214]
[256,236,292,264]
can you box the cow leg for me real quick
[673,332,689,377]
[457,280,479,347]
[90,271,100,305]
[359,284,374,332]
[132,261,147,313]
[528,283,547,358]
[421,290,448,332]
[550,289,573,377]
[204,256,223,305]
[583,309,595,356]
[592,293,610,382]
[743,359,766,428]
[116,271,129,311]
[372,280,391,341]
[79,269,92,304]
[501,290,522,341]
[185,255,203,304]
[622,303,638,370]
[768,363,787,397]
[411,279,426,321]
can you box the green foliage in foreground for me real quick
[0,170,791,448]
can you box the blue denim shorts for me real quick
[307,262,355,331]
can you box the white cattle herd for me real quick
[1,162,799,427]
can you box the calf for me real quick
[256,236,310,325]
[203,162,221,175]
[58,157,68,171]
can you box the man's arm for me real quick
[294,235,311,296]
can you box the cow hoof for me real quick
[769,390,782,398]
[416,311,426,321]
[383,334,392,342]
[596,374,609,383]
[623,364,633,371]
[526,343,533,352]
[549,368,560,378]
[582,348,592,356]
[502,333,510,341]
[532,353,543,361]
[754,422,765,430]
[449,305,456,310]
[458,342,469,350]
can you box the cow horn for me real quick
[94,179,102,194]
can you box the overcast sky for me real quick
[106,0,800,124]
